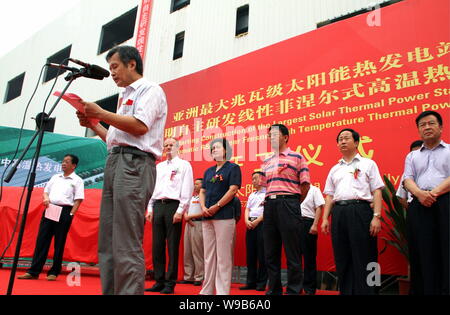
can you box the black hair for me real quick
[415,110,443,127]
[106,46,144,76]
[252,171,265,177]
[268,124,290,143]
[210,138,233,161]
[336,128,360,143]
[64,154,79,167]
[409,140,423,151]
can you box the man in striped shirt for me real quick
[262,124,310,295]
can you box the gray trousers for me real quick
[98,151,156,295]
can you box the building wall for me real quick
[0,0,387,137]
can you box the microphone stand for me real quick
[4,71,78,295]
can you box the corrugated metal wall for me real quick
[0,0,390,136]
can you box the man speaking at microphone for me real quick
[76,45,167,295]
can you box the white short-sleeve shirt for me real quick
[323,154,385,202]
[44,172,85,206]
[106,78,168,159]
[246,189,266,218]
[300,185,325,219]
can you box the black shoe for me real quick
[239,285,256,290]
[256,286,266,291]
[193,281,202,286]
[178,280,194,284]
[145,283,165,292]
[160,286,174,294]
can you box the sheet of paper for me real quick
[53,91,100,126]
[45,204,63,222]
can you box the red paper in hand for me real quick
[54,91,100,126]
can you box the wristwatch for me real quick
[373,213,381,219]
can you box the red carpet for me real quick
[0,267,338,295]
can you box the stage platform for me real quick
[0,267,338,295]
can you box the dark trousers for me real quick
[152,200,182,288]
[407,193,449,295]
[245,222,268,288]
[27,206,73,277]
[300,217,318,294]
[331,203,378,295]
[264,198,303,295]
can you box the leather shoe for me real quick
[239,285,256,290]
[17,273,38,280]
[256,286,266,291]
[46,275,57,281]
[145,283,165,292]
[193,281,202,286]
[160,286,174,294]
[178,280,194,284]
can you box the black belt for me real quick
[265,194,300,201]
[110,146,155,159]
[335,199,369,206]
[301,216,314,221]
[191,218,203,222]
[154,199,179,204]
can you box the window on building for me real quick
[98,7,138,54]
[173,31,185,60]
[4,72,25,103]
[96,94,119,130]
[236,5,249,37]
[44,45,72,83]
[317,0,403,28]
[171,0,190,13]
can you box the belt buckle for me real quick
[270,195,277,200]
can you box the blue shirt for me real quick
[202,162,242,220]
[403,141,450,190]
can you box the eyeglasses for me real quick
[418,121,438,128]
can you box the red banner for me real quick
[160,0,450,275]
[135,0,153,61]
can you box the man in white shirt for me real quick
[145,138,194,294]
[180,178,204,286]
[321,128,384,295]
[240,172,268,291]
[18,154,84,281]
[76,46,167,295]
[299,185,325,295]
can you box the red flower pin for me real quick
[125,99,134,106]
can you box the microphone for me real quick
[69,58,110,78]
[46,63,106,81]
[46,63,80,72]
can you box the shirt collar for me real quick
[274,147,291,157]
[420,140,448,151]
[125,77,146,92]
[166,156,180,164]
[339,153,362,165]
[59,172,75,179]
